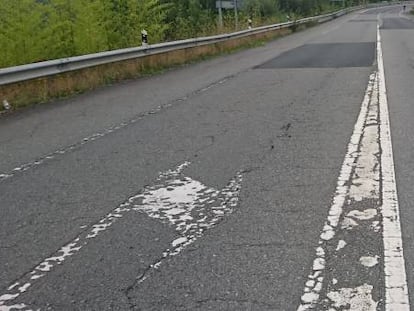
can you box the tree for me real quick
[41,0,77,59]
[242,0,280,18]
[162,0,215,39]
[72,0,107,55]
[135,0,172,43]
[0,0,46,67]
[0,0,339,69]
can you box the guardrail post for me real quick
[2,99,11,110]
[248,18,253,29]
[141,30,148,47]
[218,0,223,29]
[1,5,385,87]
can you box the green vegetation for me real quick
[0,0,364,69]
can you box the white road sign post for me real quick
[234,0,239,30]
[218,0,223,28]
[216,0,240,30]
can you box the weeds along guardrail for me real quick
[0,4,395,111]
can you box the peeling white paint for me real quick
[313,258,326,271]
[327,284,377,311]
[297,72,377,311]
[316,247,325,257]
[132,167,242,271]
[29,275,43,281]
[341,217,359,230]
[0,163,183,308]
[301,292,319,304]
[336,240,347,251]
[86,222,112,239]
[0,295,18,302]
[360,256,379,267]
[6,284,18,291]
[347,209,377,221]
[172,237,188,247]
[0,294,28,311]
[17,284,30,293]
[0,303,28,311]
[306,280,315,287]
[0,162,242,310]
[321,224,335,241]
[370,221,380,233]
[348,83,380,202]
[302,23,414,311]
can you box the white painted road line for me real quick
[0,77,236,184]
[298,22,411,311]
[297,71,376,310]
[0,162,243,310]
[377,24,410,310]
[297,21,412,310]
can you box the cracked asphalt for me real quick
[1,5,414,311]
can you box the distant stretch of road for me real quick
[1,5,414,310]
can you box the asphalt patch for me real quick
[361,7,400,15]
[348,19,378,22]
[257,42,376,69]
[381,17,414,29]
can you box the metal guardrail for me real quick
[0,4,395,86]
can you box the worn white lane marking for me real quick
[0,124,130,182]
[348,93,380,202]
[0,304,27,311]
[0,162,242,310]
[327,284,378,311]
[341,216,359,230]
[297,72,376,311]
[336,240,347,251]
[0,76,236,184]
[377,24,410,310]
[347,208,377,220]
[360,256,379,267]
[130,166,242,283]
[298,22,411,311]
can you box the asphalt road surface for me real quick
[1,5,414,311]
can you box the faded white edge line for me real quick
[296,71,376,310]
[377,24,411,310]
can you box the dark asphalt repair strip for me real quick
[380,17,414,29]
[348,19,379,22]
[256,42,376,69]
